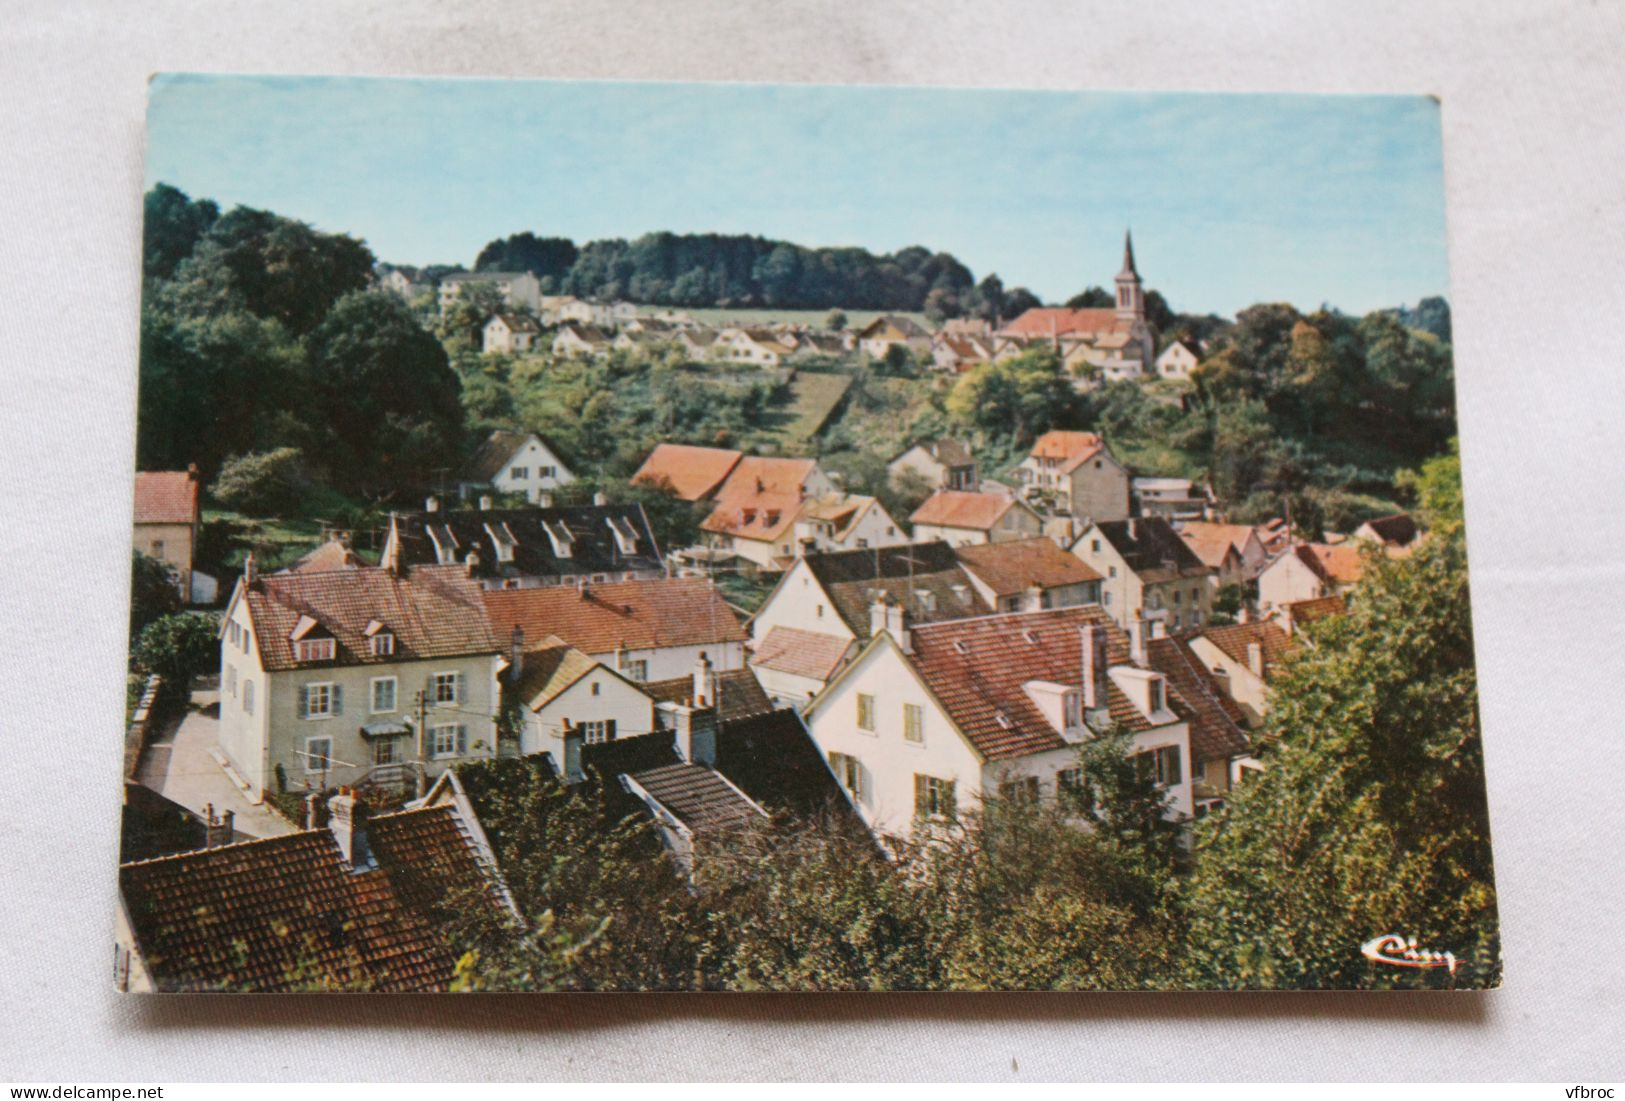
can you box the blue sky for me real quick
[145,75,1449,317]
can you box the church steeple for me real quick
[1114,228,1145,321]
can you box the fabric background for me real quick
[1,0,1621,1081]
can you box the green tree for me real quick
[946,348,1077,445]
[133,613,220,689]
[825,308,847,332]
[142,183,219,284]
[211,447,307,517]
[130,551,182,639]
[1396,438,1464,529]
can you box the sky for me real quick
[145,75,1450,317]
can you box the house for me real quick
[941,318,993,337]
[995,233,1156,380]
[1155,338,1202,380]
[791,493,909,556]
[1132,477,1212,521]
[674,327,720,359]
[1174,520,1272,588]
[504,631,660,759]
[481,312,541,355]
[1187,620,1300,726]
[551,322,612,357]
[644,658,775,724]
[217,557,505,802]
[930,333,994,373]
[953,536,1104,613]
[1144,634,1256,810]
[699,456,837,567]
[715,327,797,367]
[854,315,932,361]
[381,499,664,589]
[457,430,575,504]
[117,790,511,992]
[133,466,202,601]
[909,490,1044,547]
[1071,517,1215,631]
[1354,512,1422,550]
[1256,543,1366,614]
[801,603,1196,840]
[747,541,991,707]
[632,442,744,502]
[1013,430,1131,523]
[1281,593,1349,636]
[789,332,852,358]
[285,535,364,573]
[378,267,415,297]
[482,576,748,684]
[888,438,978,494]
[438,270,542,313]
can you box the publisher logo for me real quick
[1360,934,1459,974]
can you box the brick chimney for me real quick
[327,789,373,870]
[692,651,716,707]
[243,551,258,589]
[1247,641,1264,678]
[203,803,234,849]
[1081,623,1109,710]
[1023,582,1044,612]
[869,594,911,652]
[1128,618,1147,665]
[465,548,481,577]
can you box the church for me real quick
[993,231,1157,382]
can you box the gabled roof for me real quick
[702,456,821,543]
[1305,542,1366,585]
[483,577,747,655]
[799,542,990,637]
[1359,512,1420,547]
[798,493,881,544]
[750,625,855,682]
[119,804,501,992]
[512,635,618,711]
[645,666,774,722]
[1027,430,1107,474]
[624,763,765,833]
[464,430,551,483]
[854,314,930,340]
[953,536,1103,597]
[133,470,198,526]
[632,443,744,501]
[1145,636,1250,765]
[1285,594,1348,626]
[239,564,500,673]
[894,437,974,468]
[910,489,1024,532]
[285,539,364,573]
[556,322,611,344]
[487,312,540,333]
[904,606,1161,760]
[999,307,1129,339]
[1090,518,1212,584]
[1196,621,1300,679]
[1173,521,1258,570]
[443,270,531,283]
[1159,338,1202,359]
[713,708,860,826]
[387,504,663,582]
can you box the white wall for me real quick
[590,639,745,684]
[525,669,656,756]
[748,560,855,644]
[491,437,575,501]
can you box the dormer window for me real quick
[369,631,395,657]
[295,638,335,663]
[1149,677,1166,714]
[1063,690,1083,729]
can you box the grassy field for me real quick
[745,370,855,453]
[660,306,930,332]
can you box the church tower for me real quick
[1114,229,1145,321]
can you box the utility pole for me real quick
[414,689,428,798]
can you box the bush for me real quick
[133,612,220,690]
[212,447,306,517]
[130,551,181,638]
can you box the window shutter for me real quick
[456,725,468,755]
[606,719,617,741]
[914,774,928,817]
[944,780,957,821]
[455,671,466,703]
[331,684,344,716]
[297,686,308,719]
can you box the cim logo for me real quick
[1360,933,1459,974]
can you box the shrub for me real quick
[211,447,306,517]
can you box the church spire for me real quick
[1114,228,1144,321]
[1120,229,1138,277]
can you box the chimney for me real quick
[479,494,494,511]
[593,490,609,506]
[243,551,258,588]
[1149,618,1167,640]
[304,791,324,830]
[1127,518,1137,542]
[509,624,525,685]
[1247,641,1264,678]
[692,651,716,707]
[464,548,481,577]
[327,789,372,870]
[203,803,234,849]
[665,700,719,767]
[186,461,199,482]
[577,576,590,600]
[1024,582,1044,612]
[1128,618,1147,665]
[950,583,971,606]
[538,491,554,508]
[426,496,440,513]
[1081,624,1109,709]
[869,595,911,653]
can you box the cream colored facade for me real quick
[134,519,196,596]
[912,500,1043,548]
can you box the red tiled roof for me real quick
[285,539,364,573]
[750,625,855,681]
[1174,521,1254,571]
[133,470,198,526]
[702,456,821,543]
[243,565,500,673]
[906,606,1156,761]
[1197,621,1300,679]
[1027,430,1106,474]
[910,489,1020,532]
[119,805,500,992]
[999,307,1128,339]
[632,443,743,501]
[1285,594,1348,626]
[1306,542,1366,585]
[953,537,1102,597]
[482,577,747,656]
[1146,636,1250,766]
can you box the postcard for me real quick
[117,75,1496,992]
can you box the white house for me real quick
[1186,620,1299,727]
[1256,543,1365,616]
[1070,517,1214,632]
[802,603,1195,840]
[551,323,612,357]
[1014,430,1132,523]
[909,490,1044,547]
[438,270,542,313]
[482,313,541,355]
[1155,339,1202,380]
[887,438,978,494]
[505,631,659,757]
[217,557,504,803]
[715,327,797,367]
[457,430,574,504]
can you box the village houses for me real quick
[1174,520,1273,592]
[481,312,541,355]
[801,603,1197,840]
[887,437,979,494]
[714,326,797,367]
[1014,430,1132,523]
[551,321,613,357]
[1256,542,1366,616]
[456,429,576,504]
[216,555,505,804]
[909,489,1044,547]
[1186,619,1300,727]
[437,270,542,313]
[953,536,1105,613]
[995,233,1156,382]
[1154,338,1202,380]
[1071,516,1215,632]
[133,466,203,602]
[853,314,933,361]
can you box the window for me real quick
[903,703,924,743]
[1104,592,1113,606]
[1091,539,1101,553]
[151,540,165,558]
[432,671,461,706]
[1063,690,1083,729]
[225,664,237,697]
[301,682,338,719]
[828,751,863,800]
[856,693,876,732]
[304,736,333,773]
[373,737,399,766]
[1108,566,1117,578]
[295,638,335,663]
[1000,776,1040,803]
[1149,678,1167,714]
[229,621,241,647]
[539,465,555,478]
[914,774,956,820]
[370,677,397,714]
[509,466,529,480]
[815,604,824,619]
[624,660,648,682]
[1057,767,1084,798]
[580,719,617,744]
[242,680,254,715]
[1137,745,1183,786]
[370,633,395,657]
[431,723,467,759]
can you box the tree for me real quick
[1396,438,1464,529]
[133,613,220,689]
[474,232,578,283]
[825,308,847,332]
[130,551,182,639]
[211,447,307,517]
[1066,286,1113,308]
[1001,286,1042,319]
[1184,519,1497,989]
[143,183,218,284]
[946,348,1077,445]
